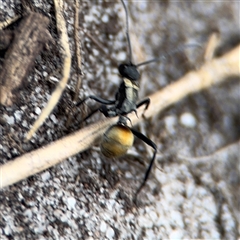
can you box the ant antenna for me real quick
[121,0,133,64]
[136,43,202,67]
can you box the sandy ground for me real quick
[0,0,239,239]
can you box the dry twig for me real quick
[177,140,240,166]
[25,0,71,141]
[0,44,239,188]
[65,0,83,127]
[73,0,83,102]
[204,32,220,62]
[0,15,20,30]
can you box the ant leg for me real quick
[76,95,116,107]
[136,98,150,117]
[76,95,116,123]
[82,108,100,122]
[125,99,150,120]
[130,128,157,200]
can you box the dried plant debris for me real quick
[0,12,50,106]
[0,29,14,50]
[0,1,239,239]
[25,0,71,141]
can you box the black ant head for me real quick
[118,63,140,81]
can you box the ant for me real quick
[77,0,199,198]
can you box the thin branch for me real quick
[204,32,220,62]
[0,44,239,189]
[177,140,240,166]
[73,0,83,102]
[65,0,83,127]
[0,15,20,30]
[25,0,71,141]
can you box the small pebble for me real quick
[67,197,76,210]
[100,221,107,232]
[14,110,22,121]
[164,115,177,134]
[180,112,197,128]
[41,171,51,181]
[102,14,109,23]
[106,226,115,239]
[4,114,14,125]
[35,107,41,115]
